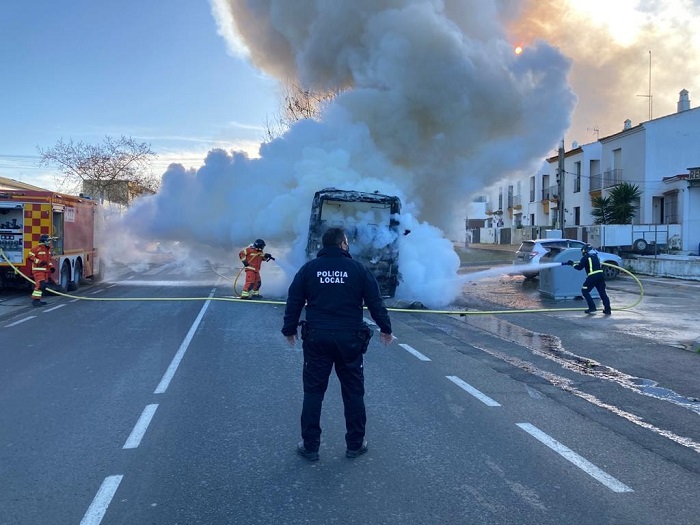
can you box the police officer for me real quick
[282,227,393,461]
[563,243,612,315]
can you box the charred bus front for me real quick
[305,188,402,298]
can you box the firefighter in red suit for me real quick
[238,239,274,299]
[28,234,55,307]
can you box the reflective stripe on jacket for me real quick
[28,244,54,274]
[239,245,264,272]
[574,253,603,276]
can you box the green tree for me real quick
[608,182,641,223]
[590,195,612,224]
[591,182,641,224]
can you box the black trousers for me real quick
[300,329,366,452]
[582,273,611,311]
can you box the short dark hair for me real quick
[322,227,346,248]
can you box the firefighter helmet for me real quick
[39,234,51,245]
[581,243,593,254]
[253,239,266,249]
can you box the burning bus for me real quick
[305,188,404,298]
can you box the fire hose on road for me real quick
[1,248,643,315]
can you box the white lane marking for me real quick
[70,298,80,303]
[80,474,123,525]
[107,284,117,289]
[90,289,105,295]
[516,423,633,493]
[43,304,66,313]
[154,291,214,394]
[446,375,501,407]
[123,404,159,449]
[399,343,431,361]
[5,316,36,327]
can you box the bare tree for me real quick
[38,135,159,205]
[263,79,343,141]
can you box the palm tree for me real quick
[591,195,612,224]
[590,182,641,224]
[608,182,641,223]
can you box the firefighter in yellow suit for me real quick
[28,234,55,307]
[238,239,274,299]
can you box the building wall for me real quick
[472,101,699,251]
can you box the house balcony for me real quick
[508,195,522,211]
[590,169,622,193]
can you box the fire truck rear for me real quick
[0,188,103,292]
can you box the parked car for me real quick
[513,239,622,279]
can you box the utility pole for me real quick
[557,138,565,232]
[636,50,653,120]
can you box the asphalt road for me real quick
[1,262,699,524]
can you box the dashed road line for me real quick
[43,304,66,313]
[5,316,36,327]
[446,375,501,406]
[154,290,214,394]
[123,404,159,449]
[80,475,123,525]
[399,343,431,361]
[516,423,633,493]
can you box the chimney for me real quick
[623,119,632,130]
[678,89,690,112]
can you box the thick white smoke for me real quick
[115,0,575,307]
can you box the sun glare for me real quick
[567,0,645,47]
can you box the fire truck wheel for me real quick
[68,260,82,291]
[57,262,70,293]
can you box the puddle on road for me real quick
[464,315,700,416]
[435,315,700,453]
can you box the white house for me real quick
[477,89,700,252]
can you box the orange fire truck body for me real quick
[0,188,102,291]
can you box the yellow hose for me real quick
[208,262,245,297]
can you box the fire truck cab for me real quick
[0,188,103,292]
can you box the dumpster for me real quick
[538,247,599,300]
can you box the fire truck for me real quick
[0,187,103,292]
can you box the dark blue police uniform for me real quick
[573,252,612,313]
[282,246,392,453]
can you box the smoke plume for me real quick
[117,0,575,306]
[510,0,700,143]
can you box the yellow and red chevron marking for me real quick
[23,203,51,256]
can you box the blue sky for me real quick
[3,1,699,192]
[1,0,278,187]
